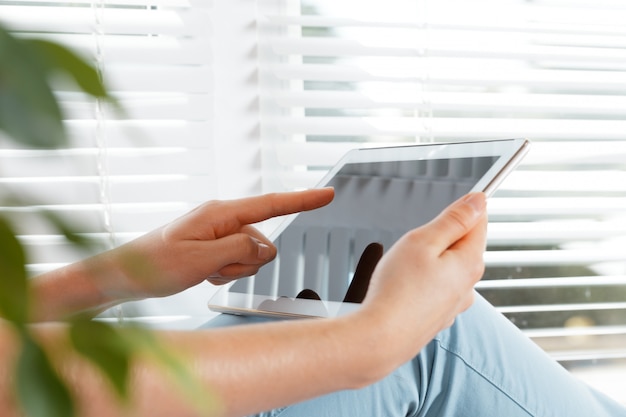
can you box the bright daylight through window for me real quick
[256,0,626,404]
[0,0,217,315]
[1,0,625,406]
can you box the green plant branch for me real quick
[0,20,211,417]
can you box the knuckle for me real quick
[190,200,224,220]
[403,227,426,244]
[264,192,281,208]
[200,199,226,212]
[401,228,437,256]
[232,233,256,251]
[445,208,469,232]
[468,256,485,280]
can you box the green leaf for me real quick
[0,194,98,252]
[0,25,67,148]
[0,215,29,325]
[69,320,131,401]
[16,335,75,417]
[26,39,111,100]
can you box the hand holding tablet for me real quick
[208,138,530,319]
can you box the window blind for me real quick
[257,0,626,400]
[0,0,216,280]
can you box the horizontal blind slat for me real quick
[1,175,216,205]
[32,34,212,65]
[484,249,626,266]
[270,140,626,167]
[497,302,626,314]
[264,37,626,63]
[0,5,208,37]
[487,222,626,244]
[61,94,213,120]
[2,202,194,233]
[267,116,626,140]
[53,67,213,94]
[0,149,214,177]
[267,91,626,116]
[1,121,213,148]
[261,14,626,36]
[477,276,626,290]
[487,197,626,218]
[4,0,191,6]
[263,63,626,91]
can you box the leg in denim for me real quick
[201,294,626,417]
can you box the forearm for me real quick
[28,249,132,322]
[0,313,405,417]
[177,314,394,417]
[100,316,395,417]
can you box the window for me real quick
[257,0,626,403]
[2,0,218,316]
[1,0,265,316]
[2,0,625,403]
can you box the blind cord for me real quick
[92,0,123,323]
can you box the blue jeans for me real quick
[202,294,626,416]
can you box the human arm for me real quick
[27,188,335,321]
[1,191,487,417]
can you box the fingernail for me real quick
[257,242,272,260]
[463,192,486,216]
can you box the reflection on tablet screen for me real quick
[229,155,497,304]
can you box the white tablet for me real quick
[208,138,530,319]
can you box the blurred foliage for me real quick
[0,22,209,417]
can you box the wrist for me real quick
[84,246,148,307]
[332,308,407,388]
[351,300,439,378]
[29,244,146,322]
[29,258,110,321]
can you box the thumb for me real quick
[209,233,275,268]
[203,234,276,284]
[425,192,487,253]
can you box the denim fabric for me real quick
[201,294,626,417]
